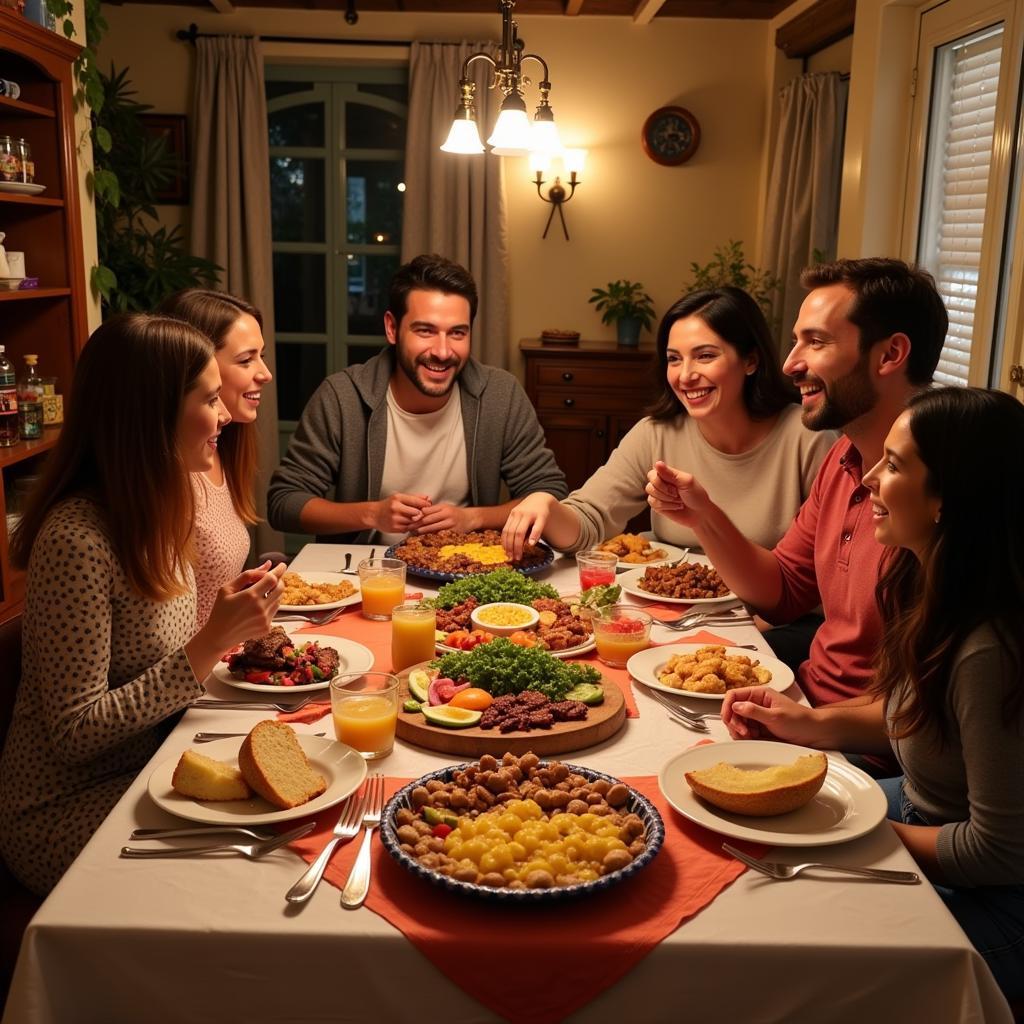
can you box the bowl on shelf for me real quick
[469,602,540,637]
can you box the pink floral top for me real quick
[192,472,250,628]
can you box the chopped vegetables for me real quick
[430,568,559,610]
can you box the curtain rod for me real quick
[175,22,445,46]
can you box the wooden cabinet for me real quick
[0,12,86,622]
[520,339,657,532]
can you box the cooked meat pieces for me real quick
[478,690,587,733]
[436,597,477,632]
[238,627,292,670]
[312,646,340,677]
[549,700,588,721]
[637,563,730,600]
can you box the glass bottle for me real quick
[0,345,18,447]
[18,354,44,441]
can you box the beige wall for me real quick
[98,7,771,367]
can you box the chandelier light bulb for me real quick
[530,118,562,158]
[441,118,485,154]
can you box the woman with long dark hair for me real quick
[158,289,273,627]
[502,287,833,558]
[720,386,1024,998]
[0,314,285,895]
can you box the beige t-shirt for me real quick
[561,404,837,552]
[377,383,470,545]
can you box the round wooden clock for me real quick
[641,106,701,166]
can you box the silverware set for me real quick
[274,606,347,626]
[192,731,326,743]
[658,608,754,631]
[191,696,323,713]
[644,687,721,732]
[722,843,921,884]
[342,548,376,576]
[120,821,316,859]
[286,772,385,905]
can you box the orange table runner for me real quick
[289,775,761,1024]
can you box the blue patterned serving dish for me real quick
[383,541,555,582]
[380,760,664,903]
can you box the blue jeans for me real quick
[878,776,1024,1001]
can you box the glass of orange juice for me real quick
[593,607,653,668]
[357,557,406,620]
[331,671,400,759]
[391,601,436,673]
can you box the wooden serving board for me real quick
[395,664,626,757]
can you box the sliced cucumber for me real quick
[407,668,432,703]
[421,705,482,729]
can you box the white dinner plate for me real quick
[658,740,887,846]
[598,539,689,570]
[148,734,367,825]
[278,571,362,613]
[0,181,45,195]
[213,631,374,694]
[628,644,794,701]
[434,634,596,660]
[618,557,736,606]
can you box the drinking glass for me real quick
[331,671,399,760]
[391,601,436,672]
[592,607,653,667]
[357,557,406,620]
[576,549,618,592]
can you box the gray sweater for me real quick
[888,623,1024,887]
[267,349,567,542]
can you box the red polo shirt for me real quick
[764,437,885,706]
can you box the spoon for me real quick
[342,552,352,572]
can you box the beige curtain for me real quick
[402,42,510,369]
[190,36,281,556]
[762,72,849,347]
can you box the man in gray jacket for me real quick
[267,254,567,544]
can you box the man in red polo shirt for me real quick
[646,258,947,720]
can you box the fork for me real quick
[646,688,722,724]
[285,789,368,903]
[120,821,315,859]
[341,772,385,909]
[192,731,326,743]
[659,608,752,630]
[130,824,278,841]
[191,695,322,713]
[721,843,921,884]
[274,606,347,625]
[645,688,713,731]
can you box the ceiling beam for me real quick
[564,0,585,13]
[208,0,236,11]
[632,0,666,23]
[775,0,855,58]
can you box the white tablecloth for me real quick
[4,545,1012,1024]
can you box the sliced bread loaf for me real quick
[684,751,828,816]
[238,720,327,809]
[171,749,253,801]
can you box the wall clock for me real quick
[641,106,701,166]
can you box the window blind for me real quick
[918,27,1003,386]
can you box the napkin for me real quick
[290,775,762,1024]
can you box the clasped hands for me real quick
[376,493,476,535]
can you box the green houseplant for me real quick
[680,240,781,328]
[588,279,656,348]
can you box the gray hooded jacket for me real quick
[267,348,567,542]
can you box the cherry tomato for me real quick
[449,687,494,711]
[431,823,454,839]
[462,629,495,651]
[445,629,471,649]
[244,671,272,684]
[507,630,538,648]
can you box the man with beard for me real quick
[268,254,566,544]
[646,258,947,713]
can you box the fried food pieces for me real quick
[598,533,667,563]
[656,645,772,695]
[281,572,356,606]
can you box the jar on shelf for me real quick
[15,139,34,184]
[0,136,22,184]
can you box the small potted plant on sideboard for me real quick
[588,279,656,347]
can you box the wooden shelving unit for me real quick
[0,10,86,622]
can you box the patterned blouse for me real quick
[0,497,203,895]
[192,472,250,629]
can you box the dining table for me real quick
[2,543,1013,1024]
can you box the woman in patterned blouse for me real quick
[0,314,286,895]
[159,290,274,627]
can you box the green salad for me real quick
[430,568,559,610]
[432,638,601,701]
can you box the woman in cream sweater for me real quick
[503,287,833,558]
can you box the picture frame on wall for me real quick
[139,114,190,204]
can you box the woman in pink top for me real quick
[159,290,273,626]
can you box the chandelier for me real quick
[440,0,561,158]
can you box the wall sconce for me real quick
[531,148,586,241]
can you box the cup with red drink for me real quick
[576,549,618,592]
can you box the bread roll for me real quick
[238,720,327,809]
[685,751,827,816]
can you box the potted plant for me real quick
[588,279,656,347]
